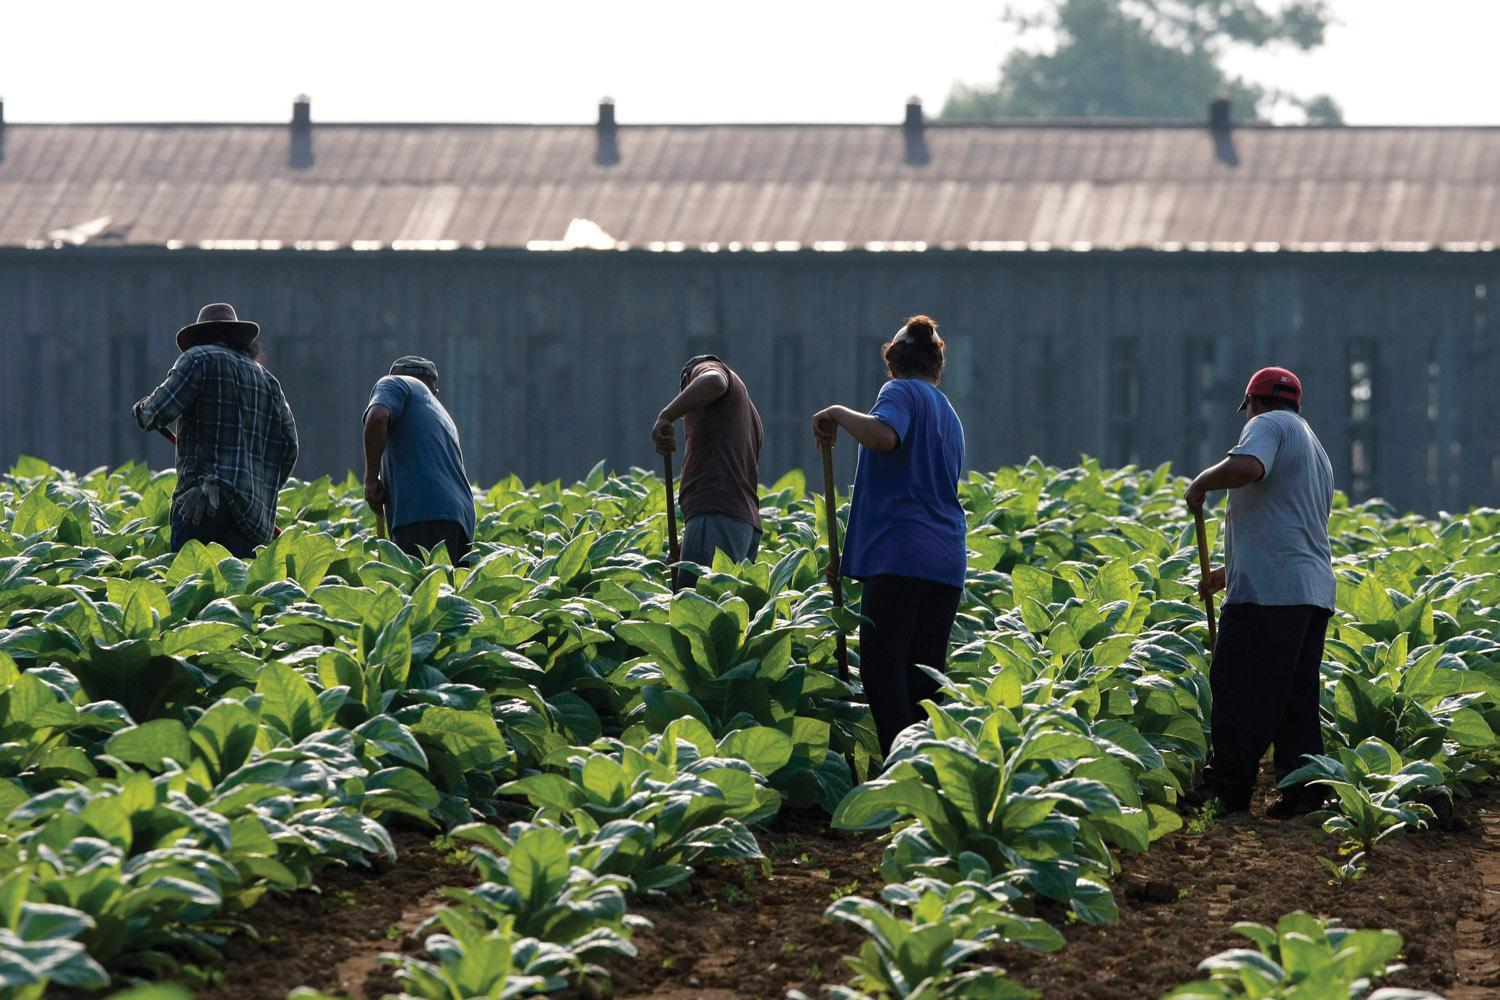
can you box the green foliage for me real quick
[385,910,597,999]
[942,0,1340,123]
[499,731,768,891]
[818,859,1062,1000]
[0,873,109,999]
[2,455,1497,997]
[1280,739,1441,852]
[437,824,646,945]
[1160,911,1438,999]
[832,695,1170,923]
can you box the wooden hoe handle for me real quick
[663,451,681,591]
[1194,508,1217,652]
[821,444,849,681]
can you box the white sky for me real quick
[2,0,1495,125]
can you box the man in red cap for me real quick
[1184,366,1336,818]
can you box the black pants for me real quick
[393,519,472,563]
[171,506,260,559]
[1201,602,1332,809]
[858,574,963,757]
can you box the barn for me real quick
[1,96,1497,513]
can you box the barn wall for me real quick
[1,248,1496,514]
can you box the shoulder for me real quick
[888,378,943,406]
[1261,410,1302,436]
[879,378,918,400]
[1246,411,1289,434]
[689,360,732,383]
[373,374,416,396]
[182,344,252,373]
[177,345,216,366]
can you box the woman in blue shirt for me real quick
[812,316,968,757]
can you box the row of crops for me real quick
[3,454,1497,999]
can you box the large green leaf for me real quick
[255,662,324,741]
[412,707,509,774]
[66,640,201,722]
[106,719,192,770]
[507,826,571,911]
[189,699,258,781]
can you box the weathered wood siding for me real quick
[2,248,1496,514]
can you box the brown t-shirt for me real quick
[679,361,764,530]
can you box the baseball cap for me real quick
[1238,366,1302,411]
[390,356,439,384]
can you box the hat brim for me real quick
[177,320,260,352]
[1237,395,1250,412]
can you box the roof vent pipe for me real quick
[595,97,620,166]
[903,96,930,166]
[1208,95,1238,166]
[1209,96,1231,133]
[290,94,313,168]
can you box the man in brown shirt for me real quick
[651,354,764,589]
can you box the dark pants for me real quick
[858,574,963,757]
[1201,602,1332,809]
[171,506,259,559]
[393,519,472,563]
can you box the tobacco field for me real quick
[2,455,1498,1000]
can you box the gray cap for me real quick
[390,356,439,383]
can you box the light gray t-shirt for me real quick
[1223,410,1336,610]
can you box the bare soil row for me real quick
[184,790,1499,1000]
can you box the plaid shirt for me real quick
[133,345,299,544]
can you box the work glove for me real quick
[178,481,221,526]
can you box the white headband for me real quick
[893,324,913,344]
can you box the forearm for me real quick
[830,406,899,452]
[362,416,388,479]
[281,427,299,482]
[659,372,728,421]
[133,361,198,430]
[133,384,183,431]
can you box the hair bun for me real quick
[903,315,939,345]
[884,314,946,382]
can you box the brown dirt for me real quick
[572,811,883,1000]
[1447,794,1500,999]
[51,787,1497,1000]
[999,783,1497,1000]
[190,830,475,1000]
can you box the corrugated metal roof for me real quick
[2,121,1499,250]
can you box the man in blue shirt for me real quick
[363,357,477,562]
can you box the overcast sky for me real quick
[2,0,1493,125]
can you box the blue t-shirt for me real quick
[841,379,968,588]
[366,376,476,537]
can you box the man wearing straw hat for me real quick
[1184,366,1336,819]
[363,356,476,562]
[132,302,299,557]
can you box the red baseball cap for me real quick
[1238,366,1302,411]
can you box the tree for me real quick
[942,0,1342,123]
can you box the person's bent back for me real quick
[651,354,765,589]
[132,302,298,558]
[363,356,477,562]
